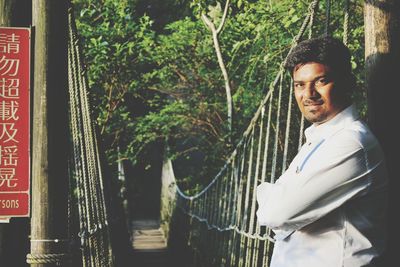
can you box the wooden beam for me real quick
[364,0,400,265]
[30,0,70,266]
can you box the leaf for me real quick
[291,15,299,23]
[207,2,222,21]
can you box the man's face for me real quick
[293,62,346,125]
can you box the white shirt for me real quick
[256,105,387,267]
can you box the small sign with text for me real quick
[0,27,31,220]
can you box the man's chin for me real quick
[304,113,326,124]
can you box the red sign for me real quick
[0,27,31,218]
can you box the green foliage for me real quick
[73,0,366,193]
[139,17,230,187]
[73,0,156,161]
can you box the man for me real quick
[256,36,387,267]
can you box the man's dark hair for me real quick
[285,36,351,74]
[285,36,356,94]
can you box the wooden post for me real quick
[29,0,70,266]
[364,0,400,265]
[0,0,14,26]
[0,0,30,27]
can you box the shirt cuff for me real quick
[256,182,275,225]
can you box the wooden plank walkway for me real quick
[131,219,169,267]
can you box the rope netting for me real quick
[161,0,357,266]
[67,6,114,267]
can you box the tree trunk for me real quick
[30,0,70,266]
[201,0,233,142]
[211,30,233,141]
[364,0,400,265]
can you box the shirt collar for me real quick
[304,104,359,142]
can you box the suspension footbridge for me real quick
[0,0,398,266]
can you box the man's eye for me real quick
[294,83,303,89]
[316,78,327,85]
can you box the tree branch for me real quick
[147,86,186,98]
[178,114,222,139]
[216,0,230,34]
[201,13,215,32]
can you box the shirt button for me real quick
[308,142,312,146]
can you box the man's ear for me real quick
[333,76,353,105]
[335,73,355,92]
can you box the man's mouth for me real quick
[304,101,323,107]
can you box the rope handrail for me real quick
[67,5,114,267]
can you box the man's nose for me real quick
[303,82,317,98]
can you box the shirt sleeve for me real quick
[256,132,380,232]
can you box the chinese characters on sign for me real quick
[0,27,30,220]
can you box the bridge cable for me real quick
[67,5,114,267]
